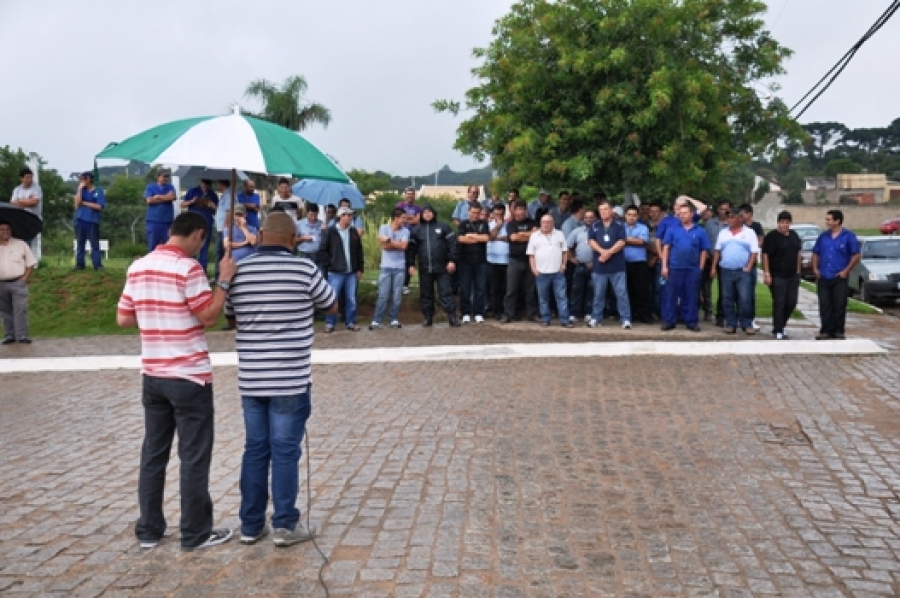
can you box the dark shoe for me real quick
[346,325,360,332]
[71,266,85,271]
[1,337,14,345]
[94,266,104,271]
[448,316,462,327]
[183,528,233,551]
[661,324,676,331]
[540,321,549,327]
[561,323,574,328]
[724,327,736,334]
[715,318,725,327]
[423,317,433,327]
[639,316,653,325]
[17,337,32,344]
[835,333,846,340]
[687,325,701,332]
[529,315,541,323]
[240,525,270,545]
[220,324,235,331]
[815,333,833,340]
[703,312,711,322]
[499,316,511,324]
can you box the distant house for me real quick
[417,185,485,201]
[805,177,837,191]
[753,175,781,193]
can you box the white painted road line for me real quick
[0,339,886,374]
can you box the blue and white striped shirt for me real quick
[225,246,336,396]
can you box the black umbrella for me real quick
[0,203,43,242]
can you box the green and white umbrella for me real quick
[96,106,349,182]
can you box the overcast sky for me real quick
[1,0,897,178]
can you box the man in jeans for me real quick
[711,210,758,335]
[320,207,364,332]
[588,201,631,329]
[456,204,490,323]
[370,208,409,329]
[812,209,860,340]
[527,214,572,327]
[117,212,236,551]
[225,213,337,546]
[566,208,596,324]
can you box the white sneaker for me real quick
[569,315,576,323]
[390,320,402,328]
[402,286,410,295]
[588,318,599,328]
[474,315,484,324]
[584,315,592,322]
[752,319,761,331]
[462,315,471,324]
[368,322,382,330]
[621,321,632,330]
[776,332,784,340]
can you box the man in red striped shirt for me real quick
[117,212,236,551]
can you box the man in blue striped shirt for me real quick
[224,213,337,548]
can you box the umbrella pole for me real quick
[226,168,236,258]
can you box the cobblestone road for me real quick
[3,353,900,596]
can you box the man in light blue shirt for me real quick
[711,211,759,334]
[296,203,324,262]
[452,185,482,225]
[561,199,585,239]
[623,205,651,323]
[565,208,596,322]
[214,179,234,280]
[370,208,409,329]
[486,204,510,319]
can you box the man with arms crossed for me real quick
[117,212,236,551]
[225,213,336,546]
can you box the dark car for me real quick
[879,218,900,235]
[800,238,816,280]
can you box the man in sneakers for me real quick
[739,203,765,330]
[486,204,510,319]
[588,201,631,329]
[457,204,490,324]
[660,203,711,331]
[396,187,421,294]
[370,208,409,330]
[710,210,759,335]
[320,207,364,332]
[704,200,731,325]
[502,200,538,322]
[623,205,652,324]
[117,212,235,551]
[527,214,571,327]
[762,211,802,340]
[225,213,336,547]
[566,207,596,324]
[407,205,460,327]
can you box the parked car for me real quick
[790,223,822,241]
[879,218,900,235]
[800,238,816,280]
[848,236,900,304]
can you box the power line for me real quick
[791,0,900,119]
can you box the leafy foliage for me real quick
[0,145,74,230]
[435,0,802,199]
[243,75,331,132]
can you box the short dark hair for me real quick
[200,178,212,185]
[326,203,337,212]
[570,199,584,213]
[391,207,406,220]
[738,203,753,214]
[170,212,208,238]
[0,218,11,228]
[218,179,230,188]
[508,188,519,196]
[306,203,319,213]
[585,209,598,219]
[777,210,792,223]
[558,190,570,198]
[512,199,527,210]
[597,199,611,208]
[339,198,351,207]
[19,167,33,178]
[492,204,506,215]
[625,205,639,214]
[717,199,732,210]
[278,177,290,187]
[649,200,663,210]
[593,191,607,201]
[827,209,844,224]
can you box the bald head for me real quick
[260,212,297,250]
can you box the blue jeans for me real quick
[373,267,404,324]
[74,218,101,269]
[663,267,701,327]
[240,391,311,535]
[569,264,592,318]
[147,221,171,252]
[720,268,754,330]
[326,272,357,328]
[458,262,487,317]
[196,220,213,273]
[536,272,569,324]
[591,271,631,322]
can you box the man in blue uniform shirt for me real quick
[812,209,861,340]
[73,172,106,271]
[181,179,219,272]
[144,170,177,251]
[237,180,261,229]
[661,203,710,331]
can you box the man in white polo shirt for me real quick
[711,210,759,335]
[527,214,572,327]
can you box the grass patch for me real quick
[711,281,803,319]
[799,281,879,314]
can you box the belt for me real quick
[0,278,22,283]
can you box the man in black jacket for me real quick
[320,207,364,332]
[407,205,461,327]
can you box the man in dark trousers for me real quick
[501,200,538,323]
[811,209,860,340]
[456,204,490,323]
[762,211,802,340]
[407,205,460,327]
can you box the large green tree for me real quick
[435,0,803,199]
[244,75,331,132]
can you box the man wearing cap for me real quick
[237,180,261,229]
[338,198,364,233]
[527,189,556,221]
[762,211,802,340]
[224,212,336,547]
[407,204,460,326]
[10,167,42,257]
[320,206,364,332]
[73,171,106,271]
[0,219,36,344]
[223,204,258,264]
[182,179,219,272]
[710,210,758,335]
[660,203,710,331]
[145,170,177,251]
[396,187,421,294]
